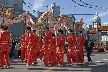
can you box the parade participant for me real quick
[0,25,5,69]
[38,34,44,61]
[26,26,35,66]
[77,31,85,64]
[32,30,38,64]
[56,30,65,66]
[20,33,28,63]
[0,25,10,68]
[49,33,57,65]
[66,29,76,65]
[43,27,52,66]
[85,36,94,62]
[74,32,80,64]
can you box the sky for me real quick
[23,0,108,26]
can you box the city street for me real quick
[0,52,108,72]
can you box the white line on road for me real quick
[103,59,108,61]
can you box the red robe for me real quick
[50,36,56,64]
[66,35,76,64]
[56,35,65,65]
[26,31,35,65]
[0,30,2,67]
[38,36,44,61]
[76,36,85,64]
[20,34,27,61]
[0,30,10,66]
[24,33,30,61]
[43,31,52,66]
[32,33,38,62]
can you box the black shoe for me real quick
[25,60,27,63]
[34,61,37,64]
[45,65,48,66]
[88,60,93,62]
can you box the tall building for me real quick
[47,3,60,18]
[87,12,102,41]
[93,12,101,29]
[0,0,23,8]
[67,14,75,29]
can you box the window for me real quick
[59,11,60,14]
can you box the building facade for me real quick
[87,12,108,42]
[47,3,60,18]
[0,0,23,8]
[67,14,76,29]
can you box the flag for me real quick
[80,18,84,24]
[23,0,26,5]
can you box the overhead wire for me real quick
[79,0,107,11]
[72,0,107,11]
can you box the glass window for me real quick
[59,11,60,14]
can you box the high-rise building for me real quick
[67,14,76,29]
[0,0,23,8]
[47,3,60,18]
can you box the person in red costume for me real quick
[0,25,10,68]
[32,30,38,64]
[43,27,52,66]
[38,34,44,61]
[66,29,76,65]
[56,30,65,66]
[20,33,28,63]
[76,31,85,65]
[24,32,30,63]
[0,25,5,69]
[25,26,35,66]
[49,33,57,66]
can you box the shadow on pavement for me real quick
[51,62,108,72]
[27,68,46,70]
[10,63,26,65]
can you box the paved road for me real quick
[0,52,108,72]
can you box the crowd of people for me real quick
[0,25,95,69]
[9,37,20,58]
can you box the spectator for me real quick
[15,42,20,58]
[11,39,17,58]
[85,36,94,62]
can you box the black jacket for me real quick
[85,40,94,51]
